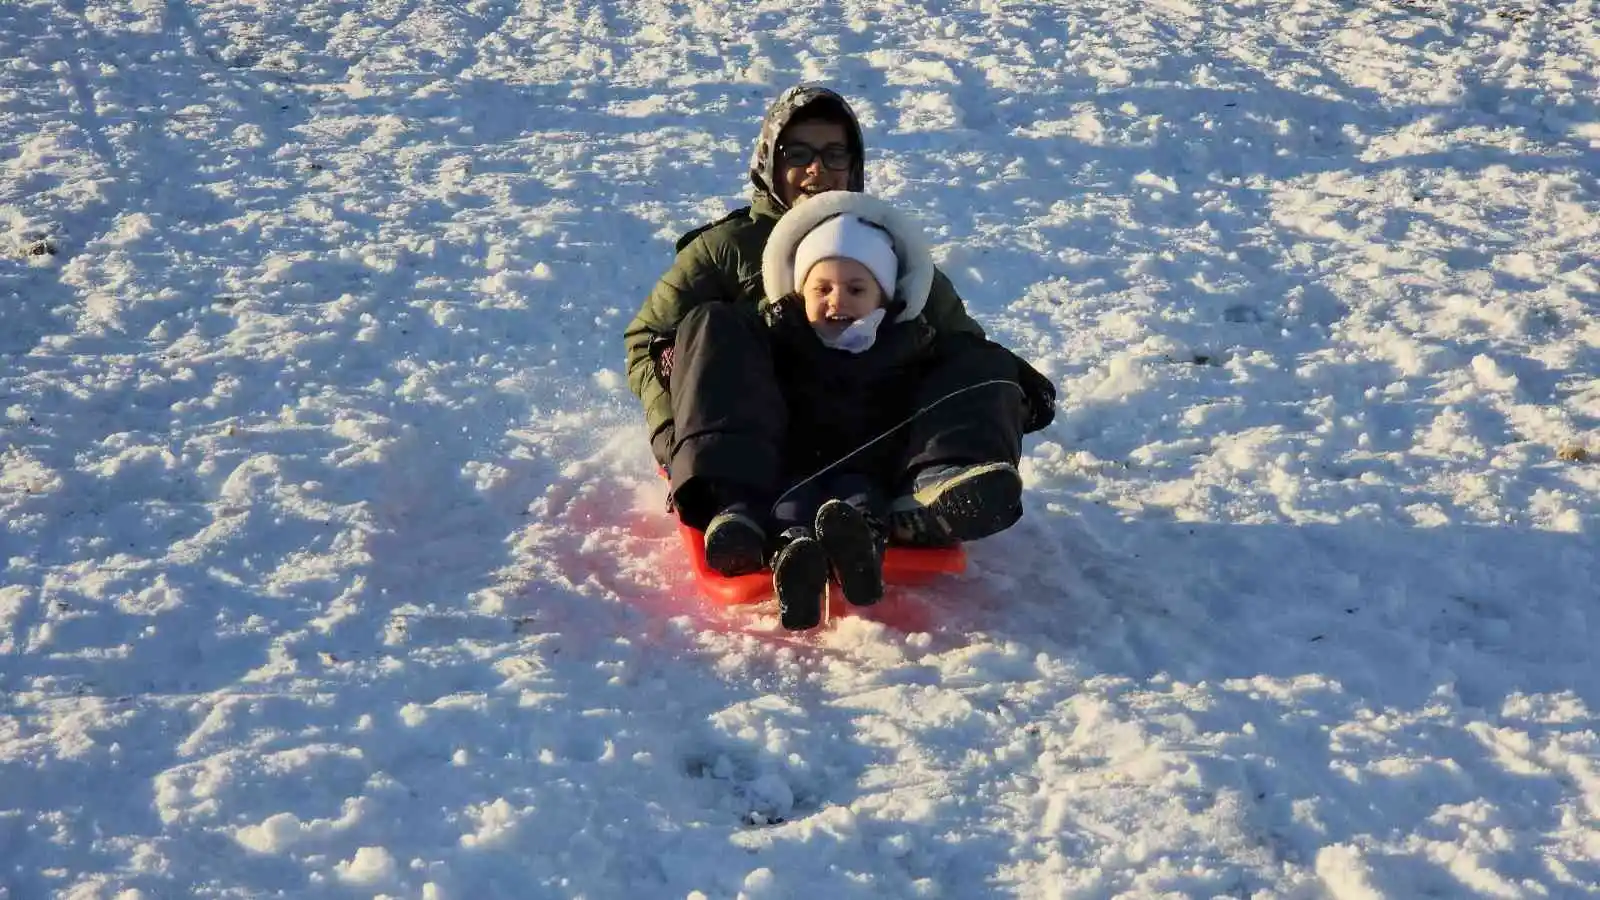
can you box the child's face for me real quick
[801,258,885,339]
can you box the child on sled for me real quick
[674,191,1047,630]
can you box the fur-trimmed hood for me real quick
[761,192,935,323]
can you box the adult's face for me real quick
[775,118,853,208]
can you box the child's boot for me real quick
[815,499,885,607]
[771,527,827,630]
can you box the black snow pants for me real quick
[898,333,1029,479]
[667,302,786,529]
[666,304,1034,530]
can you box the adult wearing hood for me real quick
[623,84,1054,559]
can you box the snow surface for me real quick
[3,0,1598,897]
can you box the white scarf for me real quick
[816,307,887,354]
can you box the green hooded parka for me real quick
[623,85,987,465]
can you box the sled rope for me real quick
[770,378,1029,516]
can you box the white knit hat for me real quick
[791,214,899,300]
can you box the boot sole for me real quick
[815,501,884,607]
[703,513,767,577]
[905,463,1022,544]
[773,537,827,630]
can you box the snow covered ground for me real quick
[3,0,1598,896]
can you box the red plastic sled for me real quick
[677,519,966,605]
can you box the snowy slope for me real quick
[2,0,1598,897]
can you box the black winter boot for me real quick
[889,461,1022,547]
[815,499,885,607]
[703,504,767,576]
[771,526,827,630]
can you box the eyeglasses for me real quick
[776,142,853,171]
